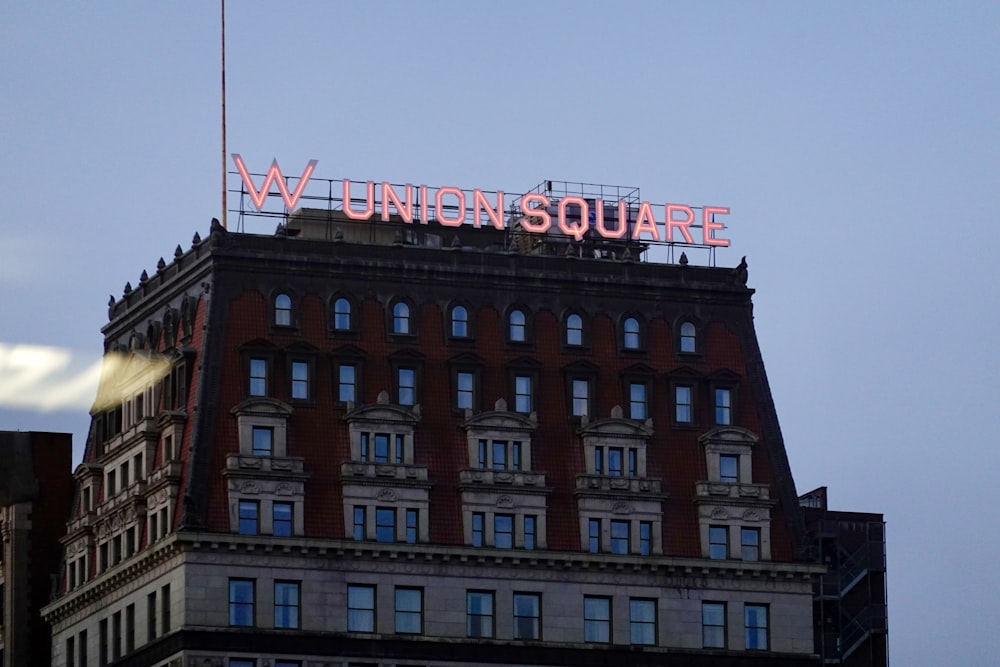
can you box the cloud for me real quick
[0,343,102,412]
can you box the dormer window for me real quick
[333,297,353,331]
[451,305,470,338]
[252,427,273,456]
[275,293,292,326]
[623,317,641,350]
[680,321,697,353]
[508,309,527,342]
[566,313,584,346]
[392,301,411,334]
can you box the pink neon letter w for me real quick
[232,154,318,211]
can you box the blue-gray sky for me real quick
[2,2,998,664]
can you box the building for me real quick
[0,430,73,667]
[44,177,829,666]
[800,487,888,666]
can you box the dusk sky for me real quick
[2,2,998,664]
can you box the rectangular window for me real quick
[629,382,647,420]
[78,629,87,667]
[457,371,474,410]
[250,358,267,396]
[238,500,259,535]
[394,587,423,634]
[467,591,495,638]
[745,604,769,650]
[675,385,693,423]
[630,598,656,646]
[571,379,590,417]
[514,375,532,413]
[67,636,75,667]
[491,440,506,470]
[112,611,121,660]
[274,581,300,629]
[702,602,726,648]
[251,427,273,456]
[159,507,168,536]
[512,441,522,470]
[120,461,129,490]
[477,439,487,469]
[98,618,108,666]
[720,454,739,483]
[273,502,293,537]
[513,593,541,640]
[494,514,513,549]
[133,452,143,481]
[99,542,108,572]
[112,535,122,565]
[472,512,484,547]
[608,448,623,476]
[106,470,116,497]
[628,448,637,477]
[398,368,416,406]
[161,583,171,635]
[406,508,418,544]
[359,433,369,463]
[229,579,255,626]
[291,361,309,399]
[524,515,537,550]
[230,661,255,667]
[374,433,390,463]
[347,585,376,632]
[709,525,729,560]
[611,520,629,555]
[147,592,157,641]
[375,508,396,543]
[588,519,601,553]
[125,603,135,653]
[353,507,365,541]
[639,521,652,556]
[715,388,732,425]
[584,596,611,643]
[395,434,404,463]
[339,364,357,402]
[741,527,760,562]
[594,448,603,475]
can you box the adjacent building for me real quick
[44,179,830,666]
[0,430,73,667]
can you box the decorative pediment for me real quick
[463,409,536,434]
[330,343,366,359]
[344,402,420,426]
[230,397,294,417]
[448,351,485,367]
[578,414,653,440]
[698,426,759,447]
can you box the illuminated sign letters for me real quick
[233,155,730,247]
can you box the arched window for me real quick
[509,309,526,342]
[451,305,469,337]
[275,293,292,326]
[566,314,583,346]
[334,297,352,331]
[680,321,697,353]
[393,302,410,334]
[623,317,640,350]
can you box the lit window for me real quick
[741,527,760,562]
[744,604,769,650]
[566,314,583,346]
[275,293,292,326]
[273,502,293,537]
[639,521,652,556]
[395,588,423,634]
[333,297,352,330]
[467,591,495,638]
[406,509,418,544]
[629,382,647,420]
[398,368,415,406]
[472,512,484,547]
[229,579,255,626]
[457,371,474,410]
[524,515,537,550]
[680,321,696,353]
[513,593,541,640]
[348,585,376,632]
[392,302,410,334]
[584,596,611,643]
[251,427,273,456]
[495,514,513,549]
[249,358,267,396]
[238,500,259,535]
[451,305,469,337]
[630,598,656,645]
[720,455,739,483]
[675,385,693,423]
[353,506,365,541]
[374,434,390,463]
[509,309,526,342]
[608,448,623,476]
[611,520,629,555]
[375,508,396,543]
[514,375,532,413]
[715,388,732,425]
[291,361,309,399]
[709,526,728,560]
[624,317,640,350]
[274,581,300,629]
[588,518,601,553]
[572,379,589,416]
[702,602,726,648]
[339,364,356,402]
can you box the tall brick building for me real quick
[44,179,830,666]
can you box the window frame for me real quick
[290,359,311,401]
[466,590,495,639]
[611,519,630,555]
[679,320,698,354]
[494,514,514,549]
[375,507,396,543]
[251,426,273,456]
[583,596,612,644]
[347,584,376,633]
[274,292,293,327]
[394,587,423,635]
[331,295,355,333]
[273,501,293,537]
[702,602,727,649]
[238,500,259,536]
[720,454,740,483]
[249,357,268,397]
[714,386,734,425]
[741,527,761,562]
[449,303,472,339]
[512,592,541,640]
[629,598,657,646]
[274,580,301,629]
[507,307,529,344]
[622,315,644,352]
[390,299,415,337]
[627,380,648,421]
[709,525,729,560]
[565,312,585,347]
[229,578,256,627]
[744,604,769,651]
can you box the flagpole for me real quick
[221,0,228,229]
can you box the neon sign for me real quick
[232,155,730,247]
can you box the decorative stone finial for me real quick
[494,397,507,412]
[192,231,201,245]
[610,405,623,419]
[123,281,132,295]
[334,227,344,242]
[393,230,403,245]
[679,251,688,266]
[622,247,633,262]
[156,257,166,271]
[451,235,462,248]
[377,390,390,404]
[139,270,148,284]
[174,245,183,258]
